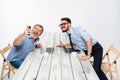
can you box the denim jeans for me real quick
[10,60,24,68]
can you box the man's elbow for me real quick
[13,41,20,46]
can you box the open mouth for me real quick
[61,27,66,30]
[33,32,38,36]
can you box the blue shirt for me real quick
[7,34,40,61]
[69,26,97,50]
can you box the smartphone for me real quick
[27,26,31,29]
[27,25,31,35]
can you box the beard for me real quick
[31,32,39,39]
[62,27,69,32]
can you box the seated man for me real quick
[7,24,44,68]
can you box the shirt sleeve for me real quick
[77,27,91,41]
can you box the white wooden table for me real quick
[11,32,100,80]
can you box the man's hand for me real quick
[24,26,31,36]
[79,54,91,60]
[13,27,31,46]
[56,45,63,48]
[36,43,42,48]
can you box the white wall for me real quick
[0,0,120,48]
[0,0,120,79]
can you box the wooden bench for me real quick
[11,32,100,80]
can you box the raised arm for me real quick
[13,27,31,46]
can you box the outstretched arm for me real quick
[56,43,74,48]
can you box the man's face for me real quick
[31,26,43,39]
[59,20,70,32]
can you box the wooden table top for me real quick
[11,32,99,80]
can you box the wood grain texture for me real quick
[11,32,99,80]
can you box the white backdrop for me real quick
[0,0,120,78]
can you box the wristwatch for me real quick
[88,54,92,57]
[35,44,37,48]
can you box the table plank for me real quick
[60,32,74,80]
[78,51,100,80]
[49,32,62,80]
[70,52,86,80]
[61,52,74,80]
[23,51,43,80]
[40,32,52,46]
[36,54,52,80]
[45,32,55,48]
[35,32,55,80]
[49,48,61,80]
[11,49,40,80]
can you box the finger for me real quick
[80,58,85,60]
[80,56,87,60]
[56,45,61,47]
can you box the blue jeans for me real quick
[10,60,24,68]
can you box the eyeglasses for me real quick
[59,23,69,27]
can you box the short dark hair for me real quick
[34,24,44,33]
[61,17,71,23]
